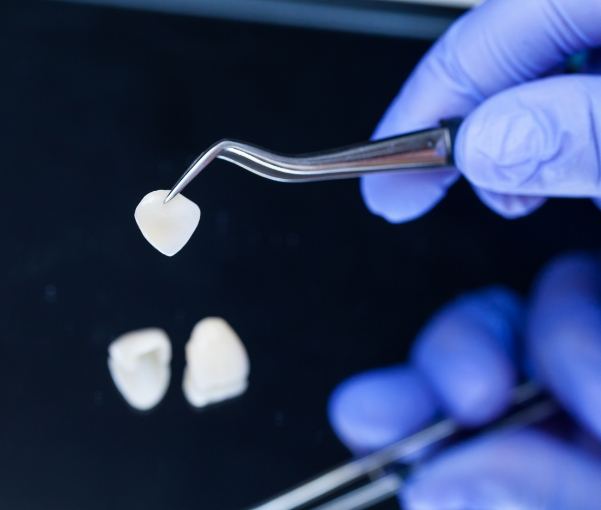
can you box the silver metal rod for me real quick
[249,418,457,510]
[164,126,454,203]
[249,420,456,510]
[60,0,463,41]
[312,473,403,510]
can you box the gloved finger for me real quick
[362,0,601,223]
[328,287,524,453]
[360,171,459,224]
[328,366,438,454]
[403,430,601,510]
[527,252,601,439]
[412,287,523,425]
[362,97,460,224]
[456,75,601,198]
[472,187,546,220]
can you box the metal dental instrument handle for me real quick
[248,382,558,510]
[312,472,403,510]
[163,120,462,204]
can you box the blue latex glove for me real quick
[364,0,601,222]
[328,253,601,508]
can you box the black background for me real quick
[0,2,600,509]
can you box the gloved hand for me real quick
[365,0,601,222]
[328,252,601,509]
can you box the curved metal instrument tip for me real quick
[163,189,177,204]
[163,141,227,203]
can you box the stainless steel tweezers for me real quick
[163,120,462,203]
[247,383,557,510]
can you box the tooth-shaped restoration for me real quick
[183,318,250,408]
[108,328,172,411]
[134,190,200,256]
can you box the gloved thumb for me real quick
[403,430,601,510]
[455,75,601,199]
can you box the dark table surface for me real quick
[1,2,600,509]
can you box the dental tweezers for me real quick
[247,383,558,510]
[163,120,462,204]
